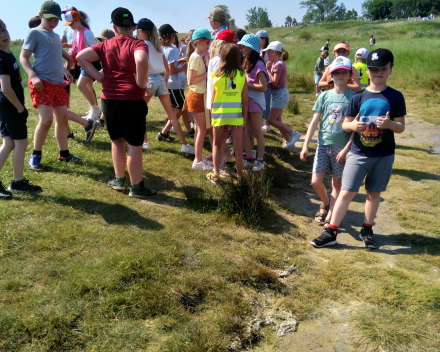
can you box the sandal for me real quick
[207,172,220,185]
[220,165,233,178]
[315,204,330,224]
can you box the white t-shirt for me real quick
[324,56,331,66]
[74,28,97,50]
[145,40,166,74]
[206,55,220,109]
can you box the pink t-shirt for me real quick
[271,60,287,90]
[246,60,267,85]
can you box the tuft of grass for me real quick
[298,30,313,41]
[287,94,300,115]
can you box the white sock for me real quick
[92,105,99,109]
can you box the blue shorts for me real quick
[271,88,290,109]
[80,66,92,78]
[314,74,322,84]
[148,73,169,97]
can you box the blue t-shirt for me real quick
[345,86,406,157]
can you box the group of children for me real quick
[0,3,406,248]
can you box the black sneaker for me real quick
[185,128,195,138]
[310,227,337,247]
[359,226,378,249]
[58,154,83,163]
[8,178,42,194]
[84,119,98,142]
[156,132,175,143]
[0,181,12,200]
[67,132,75,139]
[98,119,105,130]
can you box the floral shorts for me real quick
[28,78,69,108]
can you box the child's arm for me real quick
[300,112,321,161]
[376,112,405,133]
[62,49,74,71]
[20,49,43,90]
[163,55,170,83]
[336,131,354,163]
[134,50,149,89]
[169,61,186,74]
[268,72,281,87]
[347,78,361,92]
[0,75,26,113]
[342,113,367,132]
[188,69,207,85]
[317,69,330,89]
[76,48,104,82]
[247,71,267,92]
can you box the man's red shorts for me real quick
[28,78,69,108]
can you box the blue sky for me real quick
[2,0,363,41]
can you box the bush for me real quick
[298,30,313,41]
[287,94,300,115]
[286,71,315,93]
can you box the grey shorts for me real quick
[149,73,169,97]
[271,87,290,109]
[341,152,394,193]
[312,144,345,178]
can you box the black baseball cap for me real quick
[137,18,154,31]
[111,7,136,27]
[158,24,177,36]
[367,48,394,67]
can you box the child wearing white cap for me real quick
[353,48,370,89]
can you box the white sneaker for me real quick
[190,121,195,129]
[143,142,151,149]
[181,144,195,154]
[252,162,265,171]
[192,160,213,170]
[84,106,102,121]
[262,124,270,132]
[252,150,256,158]
[82,108,92,120]
[170,127,175,133]
[286,130,301,149]
[243,160,254,169]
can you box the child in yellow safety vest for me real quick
[207,43,249,184]
[353,48,370,89]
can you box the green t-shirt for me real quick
[312,89,354,147]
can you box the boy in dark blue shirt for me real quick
[311,49,406,248]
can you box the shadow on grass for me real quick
[44,195,164,230]
[396,144,431,153]
[393,168,440,182]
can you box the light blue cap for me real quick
[256,30,269,38]
[192,28,214,41]
[237,34,261,53]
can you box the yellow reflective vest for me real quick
[211,71,246,126]
[353,62,369,88]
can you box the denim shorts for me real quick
[80,66,92,78]
[314,74,322,84]
[149,73,169,97]
[271,88,290,109]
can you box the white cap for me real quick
[355,47,370,59]
[262,41,284,52]
[330,56,352,74]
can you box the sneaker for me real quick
[285,130,301,149]
[185,128,195,138]
[98,119,105,130]
[359,226,378,249]
[190,121,195,129]
[84,106,102,121]
[58,154,83,163]
[156,132,175,143]
[29,154,42,170]
[181,144,195,154]
[108,176,125,191]
[243,160,254,169]
[310,227,337,247]
[252,162,265,172]
[219,164,233,178]
[262,124,270,132]
[84,120,98,142]
[170,127,175,133]
[8,178,42,194]
[226,137,233,144]
[67,132,75,139]
[0,181,12,200]
[192,160,213,171]
[129,180,157,199]
[143,142,151,149]
[202,157,214,167]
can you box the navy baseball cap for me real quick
[137,18,154,31]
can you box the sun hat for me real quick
[333,42,350,52]
[206,7,226,21]
[61,5,77,14]
[40,1,62,21]
[216,29,238,44]
[95,28,115,42]
[367,48,394,68]
[158,24,178,36]
[262,41,284,52]
[137,18,155,31]
[63,10,81,26]
[320,45,329,51]
[192,28,214,41]
[329,56,352,74]
[238,34,260,53]
[256,30,269,38]
[111,7,136,28]
[355,47,370,59]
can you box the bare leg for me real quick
[127,143,143,185]
[327,176,342,221]
[11,139,28,181]
[181,109,192,132]
[242,116,253,159]
[34,105,54,151]
[0,136,14,171]
[311,172,329,207]
[364,191,381,225]
[159,94,187,144]
[67,110,88,127]
[53,105,69,151]
[193,112,207,163]
[267,108,292,140]
[250,112,265,159]
[111,138,127,178]
[230,127,243,177]
[77,75,97,107]
[329,190,357,227]
[213,127,226,175]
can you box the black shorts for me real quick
[101,99,148,146]
[70,64,81,80]
[0,106,28,140]
[168,89,185,110]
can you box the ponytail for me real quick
[282,49,289,61]
[78,11,90,29]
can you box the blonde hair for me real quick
[209,39,228,57]
[186,39,204,62]
[184,30,195,45]
[140,25,161,53]
[355,57,367,64]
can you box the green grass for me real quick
[1,20,440,351]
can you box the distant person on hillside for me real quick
[353,48,370,89]
[311,49,406,249]
[318,42,361,92]
[315,49,328,96]
[326,38,330,47]
[370,34,375,46]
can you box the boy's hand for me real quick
[352,113,367,132]
[300,148,308,161]
[146,88,153,97]
[31,76,44,91]
[96,72,105,83]
[336,149,348,163]
[65,71,74,85]
[266,61,273,71]
[376,112,391,129]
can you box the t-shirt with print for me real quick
[22,28,65,84]
[315,57,324,75]
[62,26,75,44]
[345,86,406,157]
[0,51,24,110]
[91,36,148,101]
[73,29,97,50]
[188,52,206,94]
[271,60,287,90]
[145,40,166,74]
[313,89,354,147]
[246,60,267,85]
[163,45,185,90]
